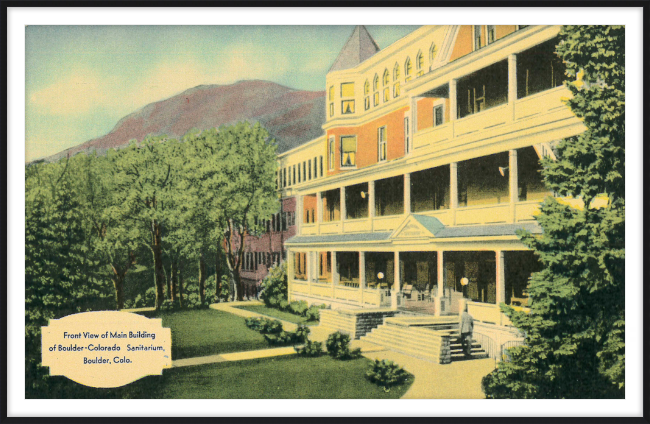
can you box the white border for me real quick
[8,7,644,418]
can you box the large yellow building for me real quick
[277,25,585,362]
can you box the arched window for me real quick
[429,43,437,64]
[364,80,370,110]
[393,63,401,98]
[373,74,380,106]
[405,57,412,82]
[382,69,390,102]
[393,63,400,81]
[416,50,424,77]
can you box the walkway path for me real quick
[130,301,494,398]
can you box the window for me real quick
[303,162,306,181]
[474,25,483,50]
[373,74,380,106]
[293,165,296,185]
[328,136,335,170]
[393,63,400,80]
[405,57,412,82]
[284,168,288,187]
[308,160,312,180]
[341,100,355,114]
[393,82,401,98]
[429,43,437,65]
[487,25,496,44]
[320,156,324,177]
[298,163,301,183]
[404,117,410,154]
[313,157,317,179]
[383,87,390,102]
[434,104,444,126]
[329,103,334,117]
[329,85,334,101]
[416,51,424,77]
[377,126,387,162]
[383,69,389,86]
[364,80,370,110]
[341,82,355,97]
[340,136,357,167]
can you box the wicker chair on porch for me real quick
[402,285,414,299]
[418,284,431,302]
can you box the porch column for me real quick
[449,79,457,138]
[331,251,337,298]
[496,250,505,304]
[368,180,376,232]
[435,250,444,316]
[359,252,365,307]
[509,149,518,223]
[287,249,294,301]
[296,195,303,235]
[404,173,411,215]
[316,191,323,234]
[392,251,401,310]
[508,54,517,121]
[307,251,313,295]
[340,186,346,221]
[450,162,458,225]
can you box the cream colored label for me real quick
[41,311,172,388]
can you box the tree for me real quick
[25,158,112,396]
[210,122,279,301]
[482,26,625,399]
[112,137,178,309]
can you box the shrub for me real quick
[263,324,310,346]
[304,304,327,321]
[279,299,290,311]
[244,317,283,334]
[160,299,181,312]
[365,359,409,391]
[325,331,362,360]
[260,263,287,308]
[289,300,309,316]
[295,340,323,357]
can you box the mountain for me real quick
[43,80,326,162]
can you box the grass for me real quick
[138,308,272,360]
[234,304,319,325]
[36,355,413,399]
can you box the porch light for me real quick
[498,166,509,177]
[460,277,469,286]
[360,191,367,199]
[377,272,385,280]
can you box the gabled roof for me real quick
[329,26,381,73]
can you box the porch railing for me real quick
[500,339,526,363]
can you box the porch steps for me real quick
[318,309,357,337]
[360,316,487,364]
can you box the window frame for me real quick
[328,136,335,170]
[404,116,410,155]
[340,135,357,168]
[341,100,355,114]
[473,25,483,51]
[377,126,387,162]
[433,101,445,127]
[487,25,496,44]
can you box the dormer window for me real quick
[429,43,437,67]
[393,63,401,98]
[405,57,412,82]
[373,74,380,106]
[416,51,424,77]
[382,69,390,102]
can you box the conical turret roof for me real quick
[329,26,380,73]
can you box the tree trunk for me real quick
[215,251,221,302]
[165,263,171,300]
[198,256,206,304]
[229,273,238,301]
[170,258,178,302]
[112,274,125,310]
[178,267,184,308]
[152,221,165,310]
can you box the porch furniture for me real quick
[402,285,414,299]
[418,284,431,302]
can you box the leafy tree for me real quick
[203,122,279,301]
[482,25,625,399]
[25,158,112,396]
[112,137,178,309]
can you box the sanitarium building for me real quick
[259,25,585,362]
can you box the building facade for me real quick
[279,25,586,345]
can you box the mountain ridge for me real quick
[41,80,326,163]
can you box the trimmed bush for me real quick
[325,331,362,360]
[304,304,327,321]
[244,317,283,334]
[295,340,323,357]
[260,263,287,308]
[289,300,309,316]
[365,359,410,391]
[263,325,310,346]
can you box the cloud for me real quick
[29,69,108,116]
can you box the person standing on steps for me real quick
[459,304,474,358]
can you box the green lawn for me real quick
[234,304,319,325]
[37,355,413,399]
[139,308,272,360]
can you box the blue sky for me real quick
[25,25,420,161]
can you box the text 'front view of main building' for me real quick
[243,25,586,363]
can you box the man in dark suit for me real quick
[459,304,474,357]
